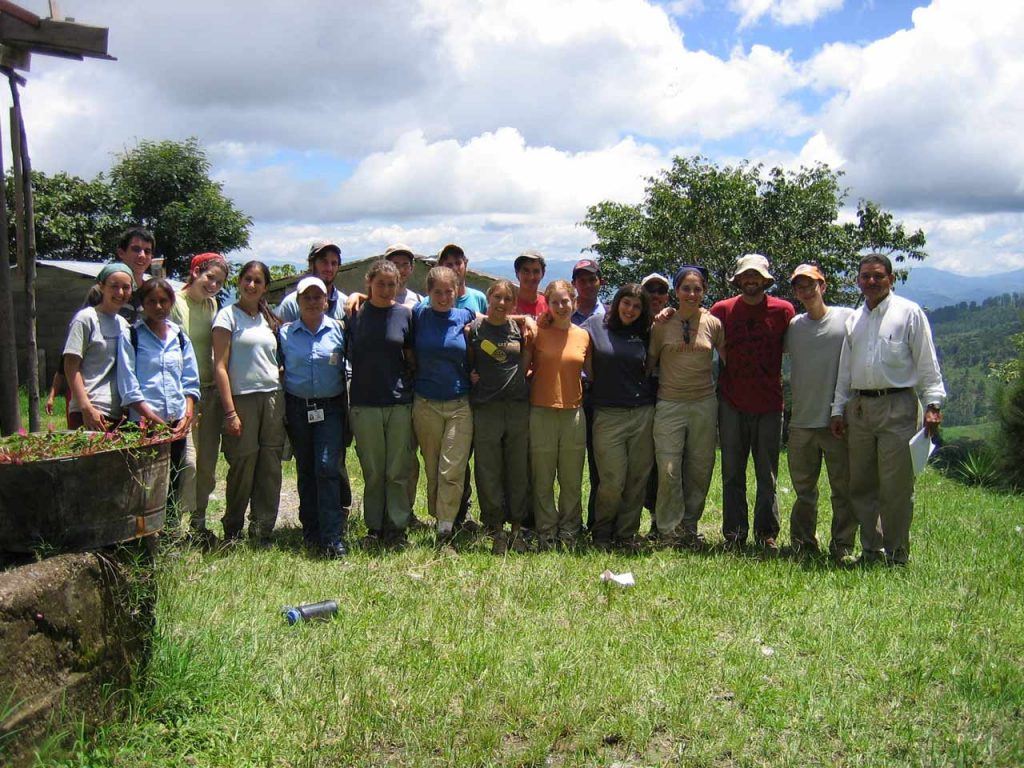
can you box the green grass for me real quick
[30,450,1024,768]
[942,422,997,441]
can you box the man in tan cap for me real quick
[785,263,861,561]
[384,243,422,308]
[710,253,795,553]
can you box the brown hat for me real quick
[308,241,341,261]
[790,263,826,284]
[438,243,466,261]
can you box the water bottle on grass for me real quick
[282,600,338,625]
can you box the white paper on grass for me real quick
[600,570,635,587]
[909,428,936,476]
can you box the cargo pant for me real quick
[412,396,473,525]
[530,406,586,541]
[787,425,859,556]
[221,389,285,540]
[179,384,223,530]
[350,403,414,534]
[472,399,530,530]
[653,395,718,538]
[592,405,654,542]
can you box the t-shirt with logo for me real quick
[515,293,548,319]
[710,294,794,413]
[468,317,528,404]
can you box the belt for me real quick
[853,387,911,398]
[286,393,345,407]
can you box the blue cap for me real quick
[283,608,301,625]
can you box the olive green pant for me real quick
[787,425,859,555]
[472,399,531,529]
[179,384,222,529]
[845,391,920,563]
[412,396,473,525]
[653,395,718,538]
[351,404,414,533]
[592,405,654,542]
[530,406,586,540]
[220,390,285,539]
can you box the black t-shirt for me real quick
[584,316,654,408]
[468,317,528,404]
[346,302,414,406]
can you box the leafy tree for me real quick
[6,171,130,263]
[109,138,252,277]
[582,155,927,305]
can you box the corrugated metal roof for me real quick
[31,260,183,288]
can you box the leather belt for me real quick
[854,387,911,398]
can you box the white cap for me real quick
[296,276,328,295]
[641,272,670,289]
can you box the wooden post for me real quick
[9,79,39,432]
[0,124,21,436]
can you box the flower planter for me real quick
[0,432,170,554]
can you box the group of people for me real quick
[58,227,946,566]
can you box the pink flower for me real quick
[17,428,27,436]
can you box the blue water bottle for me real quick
[282,600,338,625]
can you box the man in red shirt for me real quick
[514,250,548,317]
[711,254,795,552]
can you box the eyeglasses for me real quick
[644,285,668,295]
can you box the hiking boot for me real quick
[188,527,219,552]
[837,553,860,568]
[409,516,431,532]
[457,517,482,535]
[677,531,707,552]
[614,536,644,554]
[436,531,457,554]
[321,540,349,560]
[361,531,383,551]
[384,531,409,552]
[791,539,821,558]
[491,531,509,556]
[759,537,780,556]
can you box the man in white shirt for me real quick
[786,264,860,561]
[830,254,945,565]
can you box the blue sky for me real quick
[8,0,1023,276]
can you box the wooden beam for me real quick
[0,1,40,28]
[0,115,21,436]
[0,14,111,59]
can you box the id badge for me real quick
[307,407,325,424]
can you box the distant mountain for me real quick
[897,267,1024,310]
[470,260,1024,312]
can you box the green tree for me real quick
[582,155,927,305]
[6,170,130,263]
[110,138,252,277]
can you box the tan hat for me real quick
[384,243,415,260]
[790,263,825,284]
[296,276,328,296]
[729,253,774,284]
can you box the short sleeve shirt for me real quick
[347,302,414,406]
[172,290,217,386]
[63,306,130,416]
[468,317,528,404]
[648,309,723,402]
[212,305,281,395]
[412,305,475,400]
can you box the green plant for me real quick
[955,449,1001,487]
[0,424,174,464]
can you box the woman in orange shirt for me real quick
[529,280,592,550]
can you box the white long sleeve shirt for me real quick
[831,292,946,417]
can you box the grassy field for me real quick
[22,442,1023,768]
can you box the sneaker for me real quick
[321,540,348,559]
[791,539,821,557]
[837,553,860,568]
[722,536,746,553]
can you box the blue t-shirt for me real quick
[584,315,654,408]
[413,305,474,400]
[419,287,487,315]
[347,302,414,407]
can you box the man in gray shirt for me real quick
[785,264,861,561]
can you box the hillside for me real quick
[901,267,1024,310]
[928,293,1024,426]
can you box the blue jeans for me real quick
[285,394,347,547]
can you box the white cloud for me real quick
[804,0,1024,214]
[731,0,844,28]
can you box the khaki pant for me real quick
[530,406,586,540]
[220,390,285,539]
[787,426,860,555]
[592,405,654,541]
[846,391,919,563]
[473,400,531,529]
[179,384,223,529]
[350,404,414,533]
[653,396,718,537]
[412,396,473,524]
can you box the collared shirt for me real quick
[571,300,605,327]
[278,316,347,400]
[831,292,946,416]
[276,283,349,323]
[396,287,422,308]
[117,320,201,423]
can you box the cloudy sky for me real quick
[6,0,1023,275]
